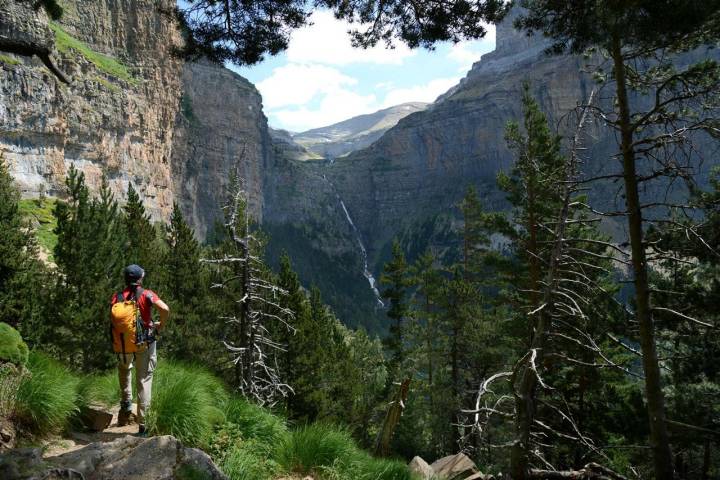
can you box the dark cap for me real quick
[124,264,145,285]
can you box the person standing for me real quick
[110,264,169,435]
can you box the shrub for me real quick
[275,424,358,475]
[15,351,79,435]
[0,322,29,367]
[145,361,228,446]
[224,397,288,448]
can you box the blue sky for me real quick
[229,10,496,133]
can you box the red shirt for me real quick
[111,287,160,328]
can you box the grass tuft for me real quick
[146,361,228,446]
[224,397,288,447]
[275,423,358,475]
[76,370,119,409]
[0,54,21,66]
[15,351,80,435]
[0,322,29,367]
[221,443,276,480]
[49,22,137,84]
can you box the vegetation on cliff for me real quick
[49,21,135,84]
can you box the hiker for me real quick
[110,264,169,435]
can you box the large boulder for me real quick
[1,435,227,479]
[408,456,435,479]
[431,453,479,479]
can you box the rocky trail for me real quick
[1,405,227,480]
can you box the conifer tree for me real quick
[124,184,162,284]
[160,203,209,359]
[205,178,293,404]
[514,3,720,476]
[380,239,410,373]
[0,155,44,335]
[278,257,332,422]
[51,167,126,370]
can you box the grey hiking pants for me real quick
[117,341,157,425]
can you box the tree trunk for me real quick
[374,378,411,457]
[611,33,675,479]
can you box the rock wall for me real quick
[0,0,267,227]
[171,61,268,239]
[0,0,182,220]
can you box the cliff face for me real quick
[323,21,596,269]
[0,0,182,219]
[171,62,268,239]
[0,0,267,226]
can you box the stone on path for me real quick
[408,456,435,479]
[79,405,113,432]
[430,452,479,479]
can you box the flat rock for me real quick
[431,453,479,480]
[2,435,227,480]
[409,456,434,479]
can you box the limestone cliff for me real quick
[0,0,183,220]
[171,61,268,239]
[0,0,267,226]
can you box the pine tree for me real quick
[515,3,720,476]
[278,256,332,422]
[160,203,209,360]
[206,178,293,403]
[380,239,410,373]
[51,168,127,370]
[124,184,162,283]
[0,155,44,335]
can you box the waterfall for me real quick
[339,198,385,307]
[319,172,384,307]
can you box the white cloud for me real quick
[382,77,461,107]
[271,89,378,132]
[286,10,415,66]
[257,63,358,110]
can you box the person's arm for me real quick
[152,299,169,329]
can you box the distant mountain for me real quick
[292,102,428,159]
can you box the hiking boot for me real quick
[136,424,148,437]
[117,408,136,427]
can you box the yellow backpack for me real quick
[111,288,148,354]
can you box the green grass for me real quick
[49,21,137,84]
[15,351,80,435]
[76,370,119,410]
[0,54,20,66]
[275,424,359,475]
[6,348,413,480]
[18,198,58,258]
[224,397,288,447]
[221,443,277,480]
[145,361,228,447]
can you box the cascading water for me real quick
[320,173,384,307]
[339,199,384,307]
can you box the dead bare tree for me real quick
[461,91,638,478]
[203,173,295,405]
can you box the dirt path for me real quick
[42,404,139,458]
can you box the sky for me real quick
[230,10,496,133]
